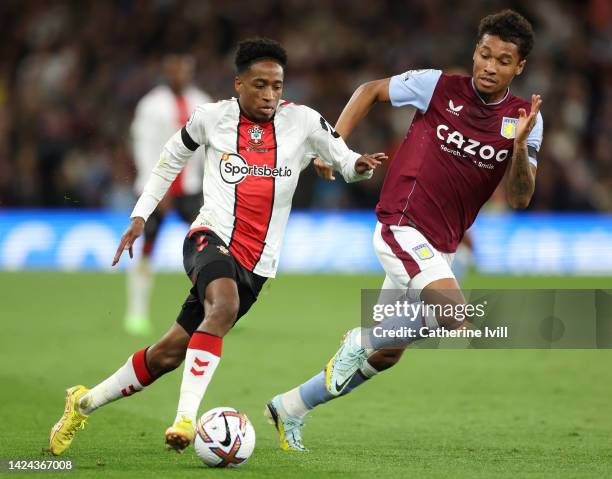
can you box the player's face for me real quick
[235,60,284,122]
[165,55,195,93]
[472,34,526,100]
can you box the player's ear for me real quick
[234,76,242,94]
[515,59,526,76]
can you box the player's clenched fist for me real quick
[112,217,145,266]
[355,152,387,174]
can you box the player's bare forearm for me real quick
[506,141,535,209]
[506,94,542,209]
[335,78,391,139]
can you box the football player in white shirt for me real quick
[49,38,386,456]
[126,53,211,336]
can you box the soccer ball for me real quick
[194,407,255,467]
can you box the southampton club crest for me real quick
[247,125,264,146]
[501,117,518,139]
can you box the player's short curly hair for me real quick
[478,9,535,59]
[235,38,288,74]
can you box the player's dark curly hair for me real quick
[235,38,288,74]
[478,9,535,59]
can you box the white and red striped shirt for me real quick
[131,85,211,196]
[131,98,371,277]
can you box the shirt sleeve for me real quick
[304,107,372,183]
[388,69,442,113]
[131,107,207,221]
[526,111,543,167]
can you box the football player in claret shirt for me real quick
[267,9,544,451]
[48,38,386,456]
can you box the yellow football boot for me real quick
[48,385,89,456]
[165,416,195,452]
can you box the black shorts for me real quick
[176,228,267,336]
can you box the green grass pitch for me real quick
[1,272,611,478]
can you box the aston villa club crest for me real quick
[412,243,434,260]
[501,117,518,139]
[247,125,264,146]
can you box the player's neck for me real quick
[169,85,186,97]
[478,90,506,103]
[471,78,509,105]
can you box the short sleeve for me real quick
[388,69,442,113]
[527,111,543,167]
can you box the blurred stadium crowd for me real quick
[0,0,610,211]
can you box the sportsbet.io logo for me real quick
[219,153,292,185]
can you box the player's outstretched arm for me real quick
[335,78,391,139]
[312,79,390,180]
[506,94,542,209]
[112,217,145,266]
[307,107,387,183]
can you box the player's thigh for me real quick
[180,229,264,331]
[202,277,240,323]
[182,230,238,324]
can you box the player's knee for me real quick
[203,297,239,332]
[436,311,466,330]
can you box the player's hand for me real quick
[355,152,387,174]
[313,158,336,181]
[112,217,145,266]
[515,94,542,145]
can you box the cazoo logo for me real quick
[436,124,509,162]
[219,153,292,184]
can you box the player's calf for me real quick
[146,326,191,376]
[366,348,404,371]
[168,278,238,452]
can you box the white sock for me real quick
[175,332,222,424]
[126,257,153,319]
[79,348,155,415]
[280,387,310,417]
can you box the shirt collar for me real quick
[471,78,509,105]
